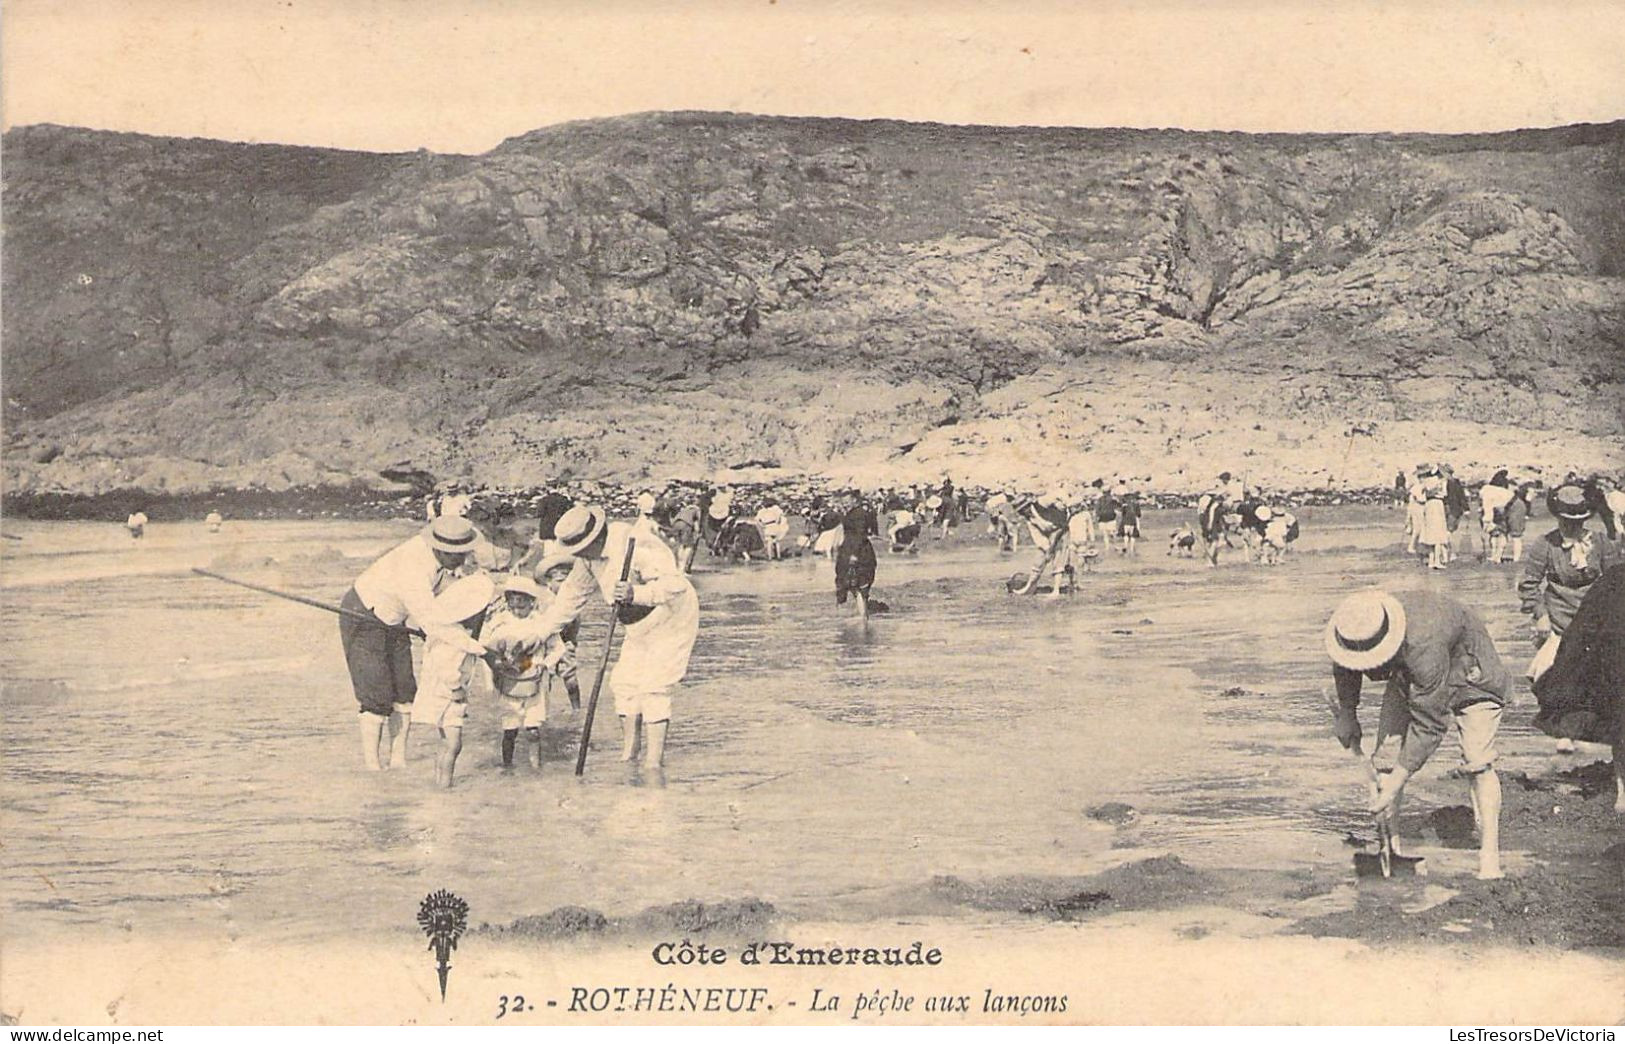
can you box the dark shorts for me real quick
[339,587,416,716]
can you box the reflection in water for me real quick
[1,510,1546,945]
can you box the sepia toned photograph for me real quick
[2,0,1623,1029]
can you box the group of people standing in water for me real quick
[321,461,1623,873]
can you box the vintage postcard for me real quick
[3,0,1624,1030]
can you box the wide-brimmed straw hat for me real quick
[1255,504,1274,522]
[426,515,480,555]
[431,573,496,625]
[553,505,607,555]
[502,574,544,600]
[1546,484,1593,520]
[533,553,577,579]
[1325,590,1407,673]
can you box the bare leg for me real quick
[358,712,386,771]
[644,719,669,769]
[620,714,640,762]
[388,706,410,767]
[1470,768,1504,878]
[435,727,463,788]
[525,726,543,770]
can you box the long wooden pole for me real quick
[191,567,425,637]
[575,537,637,777]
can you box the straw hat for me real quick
[1255,504,1274,522]
[553,505,607,555]
[502,574,544,600]
[426,515,479,555]
[1546,484,1592,521]
[533,553,577,580]
[431,573,496,626]
[1325,590,1407,673]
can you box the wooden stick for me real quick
[575,536,637,777]
[190,567,424,637]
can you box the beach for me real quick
[3,508,1621,1023]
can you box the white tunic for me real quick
[756,505,789,541]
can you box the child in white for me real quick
[410,573,494,788]
[482,574,554,770]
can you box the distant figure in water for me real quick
[812,503,845,559]
[1418,465,1450,570]
[1115,491,1142,555]
[204,510,224,534]
[1019,492,1070,597]
[887,507,920,553]
[1196,488,1228,568]
[835,500,879,617]
[756,499,790,560]
[1403,464,1427,555]
[125,510,148,540]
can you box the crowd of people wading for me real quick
[160,460,1625,880]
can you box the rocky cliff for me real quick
[5,114,1623,497]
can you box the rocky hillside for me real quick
[5,114,1623,497]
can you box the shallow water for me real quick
[1,507,1555,945]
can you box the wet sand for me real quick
[2,507,1622,1023]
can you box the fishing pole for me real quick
[191,567,425,637]
[575,537,637,777]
